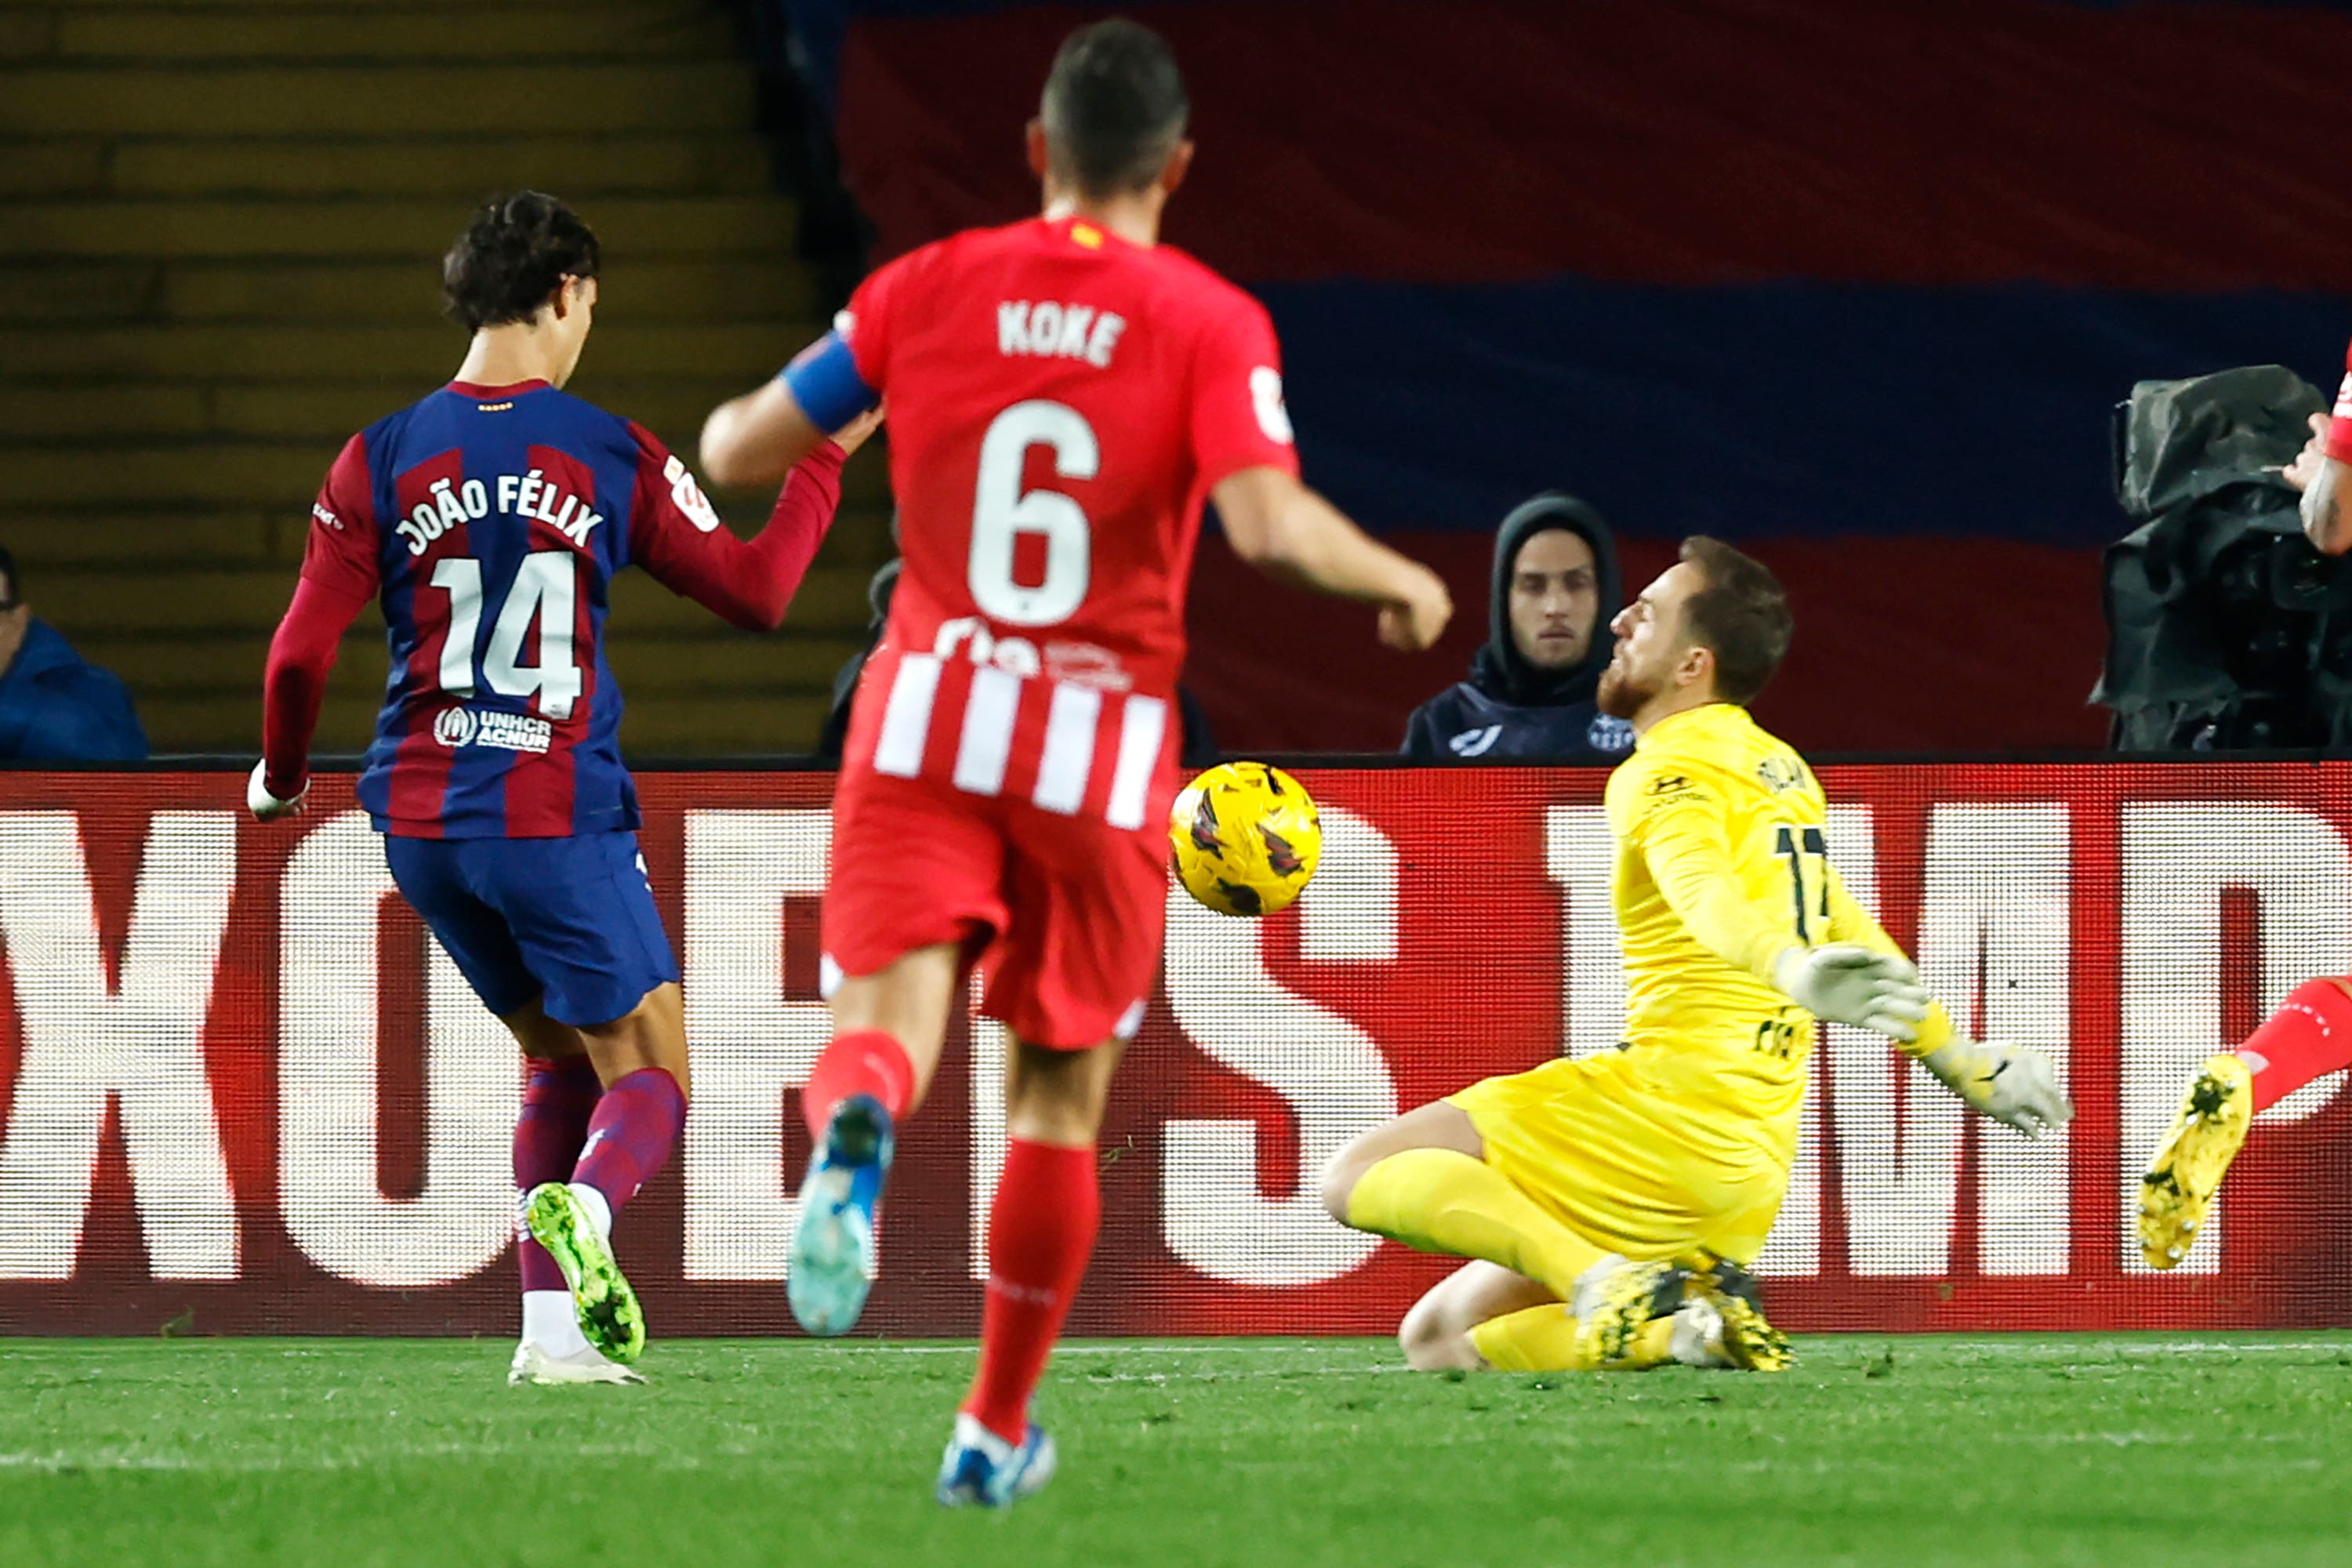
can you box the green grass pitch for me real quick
[2,1334,2347,1567]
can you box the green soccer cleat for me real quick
[523,1182,646,1366]
[2138,1054,2255,1271]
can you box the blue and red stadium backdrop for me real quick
[779,0,2352,753]
[0,764,2345,1338]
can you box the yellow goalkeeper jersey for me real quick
[1602,702,1949,1135]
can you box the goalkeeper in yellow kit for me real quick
[1322,538,2072,1373]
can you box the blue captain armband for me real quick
[779,332,880,433]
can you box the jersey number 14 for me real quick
[426,553,583,720]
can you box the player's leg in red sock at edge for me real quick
[958,1039,1121,1446]
[801,1026,919,1139]
[515,1056,602,1292]
[572,1066,685,1215]
[963,1138,1101,1445]
[2235,976,2352,1112]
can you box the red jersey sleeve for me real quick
[841,249,922,391]
[2327,339,2352,464]
[1189,290,1301,488]
[300,433,383,597]
[261,433,379,797]
[627,422,843,631]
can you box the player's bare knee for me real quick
[1397,1293,1482,1372]
[1319,1151,1367,1224]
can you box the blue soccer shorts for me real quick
[383,829,679,1028]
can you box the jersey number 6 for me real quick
[970,399,1097,627]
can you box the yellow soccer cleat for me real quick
[1695,1259,1793,1372]
[2138,1053,2255,1270]
[1570,1256,1691,1370]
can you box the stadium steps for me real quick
[0,0,890,757]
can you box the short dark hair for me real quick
[1677,536,1792,704]
[441,191,600,333]
[1040,19,1189,198]
[0,546,19,610]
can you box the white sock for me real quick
[568,1181,613,1242]
[521,1290,589,1356]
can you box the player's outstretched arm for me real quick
[634,412,880,632]
[1210,466,1453,651]
[1823,861,2072,1135]
[1914,1035,2072,1138]
[701,332,880,489]
[1633,798,1927,1038]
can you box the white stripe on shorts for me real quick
[1105,693,1168,829]
[953,665,1021,797]
[1032,681,1103,815]
[873,654,942,779]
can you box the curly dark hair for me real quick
[441,191,600,333]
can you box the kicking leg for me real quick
[939,1035,1122,1508]
[2141,975,2352,1268]
[499,1000,634,1385]
[790,942,962,1335]
[520,982,688,1367]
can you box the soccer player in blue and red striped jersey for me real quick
[249,191,877,1384]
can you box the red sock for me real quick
[960,1139,1099,1444]
[515,1057,601,1291]
[572,1066,684,1213]
[2234,977,2352,1112]
[801,1027,916,1140]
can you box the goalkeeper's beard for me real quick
[1595,658,1655,720]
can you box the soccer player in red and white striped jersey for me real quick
[700,20,1452,1505]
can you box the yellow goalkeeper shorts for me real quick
[1446,1049,1792,1267]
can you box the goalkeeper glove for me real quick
[1771,944,1932,1043]
[1918,1036,2072,1138]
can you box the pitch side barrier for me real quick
[0,757,2344,1336]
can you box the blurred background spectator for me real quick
[0,549,147,762]
[1402,494,1628,762]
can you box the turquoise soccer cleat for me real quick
[787,1093,895,1336]
[936,1414,1058,1508]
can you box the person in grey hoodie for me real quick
[1400,494,1630,762]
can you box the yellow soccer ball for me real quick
[1169,761,1322,917]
